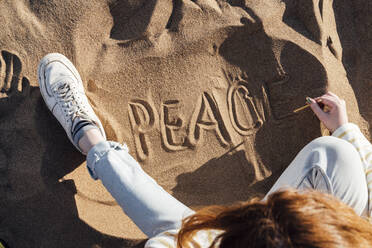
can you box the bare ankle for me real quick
[78,128,105,154]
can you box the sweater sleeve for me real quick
[332,123,372,216]
[145,229,221,248]
[145,229,178,248]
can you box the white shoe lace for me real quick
[52,82,89,121]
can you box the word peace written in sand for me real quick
[128,82,264,161]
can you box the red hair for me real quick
[177,189,372,248]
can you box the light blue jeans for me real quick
[86,136,368,237]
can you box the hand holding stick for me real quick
[295,92,348,132]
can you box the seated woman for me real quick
[37,53,372,247]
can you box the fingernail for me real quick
[306,97,312,104]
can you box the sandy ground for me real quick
[0,0,371,247]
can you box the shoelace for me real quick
[52,82,88,121]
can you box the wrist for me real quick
[331,122,357,137]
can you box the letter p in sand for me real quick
[128,100,156,161]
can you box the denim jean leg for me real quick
[265,136,368,216]
[86,141,194,237]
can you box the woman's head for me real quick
[178,189,372,248]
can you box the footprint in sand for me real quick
[0,50,30,119]
[289,0,342,59]
[0,50,30,199]
[0,148,9,199]
[0,50,30,98]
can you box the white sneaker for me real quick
[38,53,106,154]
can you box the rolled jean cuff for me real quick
[86,141,129,180]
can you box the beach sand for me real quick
[0,0,371,247]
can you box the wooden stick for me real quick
[293,98,322,113]
[293,104,310,113]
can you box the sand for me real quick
[0,0,371,247]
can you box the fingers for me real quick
[315,91,338,99]
[308,97,327,121]
[316,97,336,109]
[325,91,338,98]
[314,92,344,109]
